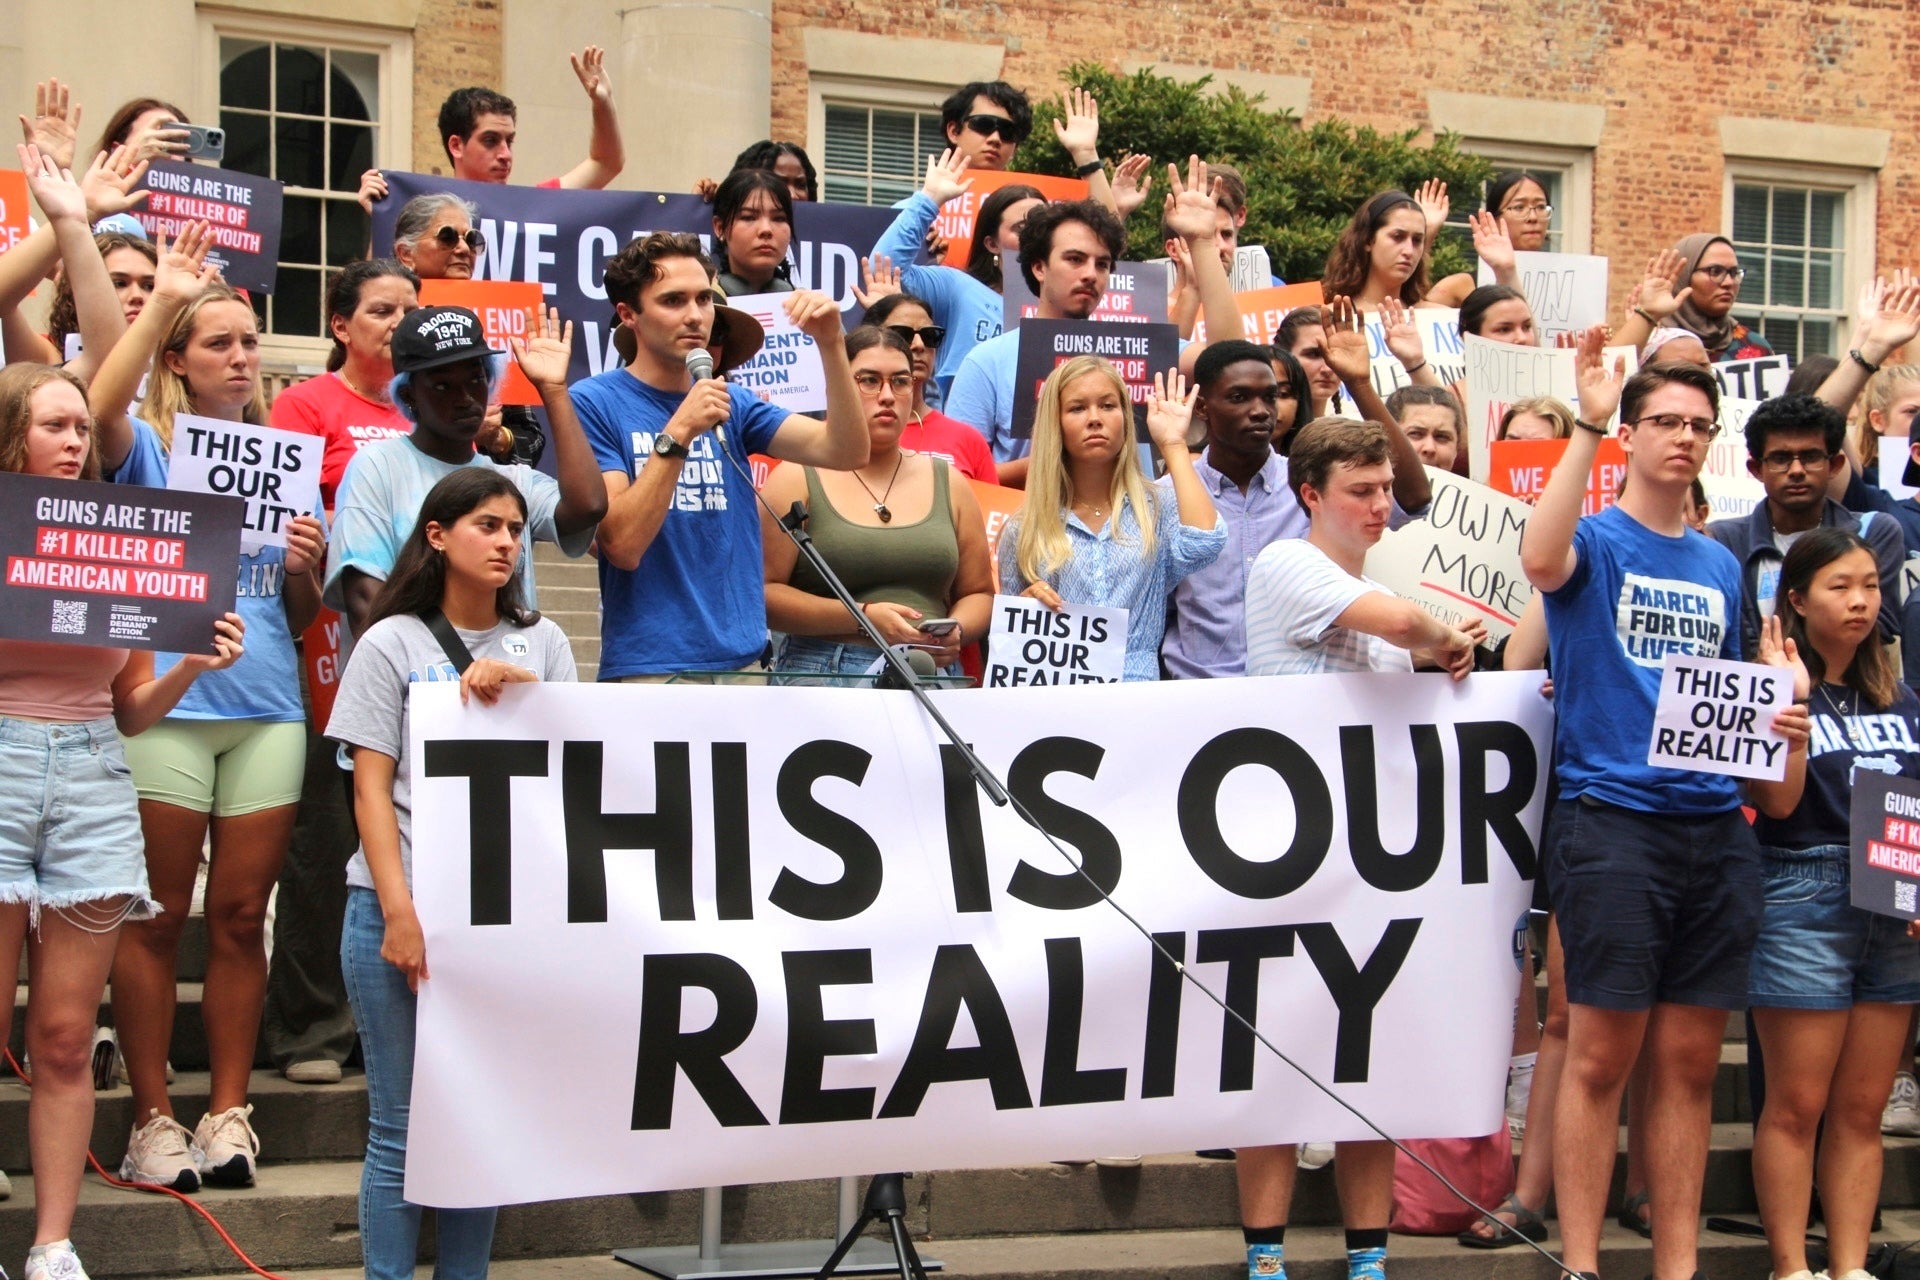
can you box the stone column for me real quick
[618,0,772,192]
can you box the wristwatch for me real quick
[653,432,690,460]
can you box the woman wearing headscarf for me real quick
[1667,232,1776,363]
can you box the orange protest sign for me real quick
[418,279,543,405]
[935,171,1088,269]
[300,606,345,734]
[1191,282,1326,344]
[0,171,30,255]
[967,477,1025,566]
[1488,437,1628,516]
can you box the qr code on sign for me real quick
[1897,882,1916,914]
[50,600,87,636]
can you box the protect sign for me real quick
[402,673,1550,1207]
[1647,654,1793,780]
[167,414,322,552]
[985,594,1126,685]
[0,471,241,652]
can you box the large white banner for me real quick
[404,676,1551,1207]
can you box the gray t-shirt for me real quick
[327,612,576,891]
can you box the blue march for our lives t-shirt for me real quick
[1544,503,1746,814]
[572,370,788,679]
[108,417,306,722]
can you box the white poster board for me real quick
[724,293,827,414]
[1648,653,1792,780]
[985,594,1126,685]
[1478,252,1609,343]
[1365,467,1533,640]
[403,676,1551,1207]
[165,413,321,551]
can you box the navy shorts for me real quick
[1546,796,1761,1012]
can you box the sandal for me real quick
[1617,1189,1652,1239]
[1458,1193,1548,1249]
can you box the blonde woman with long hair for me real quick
[998,356,1225,681]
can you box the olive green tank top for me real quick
[787,459,959,625]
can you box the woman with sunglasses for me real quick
[863,292,997,482]
[391,195,483,282]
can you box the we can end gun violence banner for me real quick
[404,674,1551,1207]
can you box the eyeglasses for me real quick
[853,372,915,395]
[1501,201,1553,219]
[963,114,1024,142]
[1632,413,1721,440]
[886,324,946,348]
[1761,447,1834,472]
[433,226,486,254]
[1695,264,1746,283]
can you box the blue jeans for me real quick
[341,887,496,1278]
[1748,844,1920,1010]
[773,635,958,686]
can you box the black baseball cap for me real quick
[391,306,494,374]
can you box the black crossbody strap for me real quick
[419,608,476,674]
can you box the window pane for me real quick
[331,50,379,120]
[276,45,327,116]
[326,199,369,265]
[1808,250,1840,311]
[1734,248,1764,309]
[1728,178,1849,363]
[823,105,869,172]
[220,39,271,111]
[1800,317,1835,356]
[275,117,326,190]
[221,111,271,179]
[271,266,324,338]
[869,110,920,181]
[282,194,322,266]
[1732,185,1768,245]
[330,122,374,192]
[822,176,868,204]
[1810,191,1842,250]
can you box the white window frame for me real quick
[1721,158,1876,359]
[196,11,413,357]
[807,78,951,207]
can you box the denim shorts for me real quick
[0,716,155,922]
[773,635,959,686]
[1546,796,1762,1012]
[1747,844,1920,1010]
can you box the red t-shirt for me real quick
[898,410,996,483]
[270,372,412,510]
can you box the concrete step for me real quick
[533,546,601,591]
[18,1140,1920,1277]
[0,1069,366,1171]
[534,583,603,616]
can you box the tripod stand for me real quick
[815,1175,928,1280]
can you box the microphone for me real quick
[875,648,939,691]
[685,348,726,449]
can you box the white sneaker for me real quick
[26,1238,88,1280]
[120,1110,199,1191]
[1093,1154,1142,1168]
[282,1059,341,1085]
[1297,1142,1334,1171]
[0,1168,11,1199]
[1884,1070,1920,1136]
[192,1104,259,1187]
[1830,1271,1877,1280]
[1767,1270,1818,1280]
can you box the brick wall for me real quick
[769,0,1920,314]
[410,0,507,175]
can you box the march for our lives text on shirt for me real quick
[1616,572,1728,668]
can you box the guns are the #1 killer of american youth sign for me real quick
[0,473,241,652]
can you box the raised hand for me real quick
[79,144,149,220]
[1378,296,1425,369]
[125,118,189,166]
[508,305,575,388]
[1573,324,1625,427]
[1414,179,1450,237]
[1111,152,1154,219]
[1468,209,1514,274]
[18,78,80,173]
[785,289,848,347]
[17,143,87,226]
[569,46,614,104]
[1145,369,1199,453]
[852,254,903,309]
[152,221,220,309]
[1052,86,1101,163]
[1636,249,1691,321]
[1161,154,1218,243]
[1322,295,1374,384]
[1757,613,1812,702]
[921,148,973,207]
[356,168,388,214]
[1858,274,1920,365]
